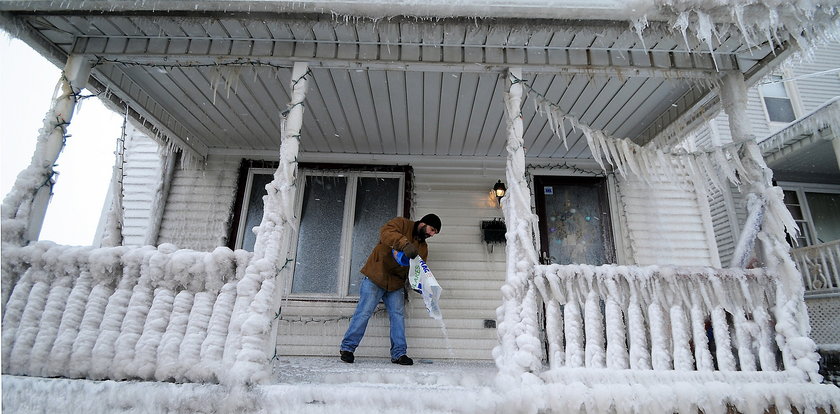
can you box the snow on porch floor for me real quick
[4,357,840,413]
[1,357,501,414]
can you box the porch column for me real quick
[495,68,543,380]
[227,62,309,385]
[722,71,820,382]
[1,55,92,244]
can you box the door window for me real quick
[534,176,615,265]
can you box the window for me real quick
[233,165,407,298]
[759,75,797,123]
[781,184,840,247]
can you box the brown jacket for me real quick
[360,217,429,291]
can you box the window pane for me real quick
[291,176,347,294]
[805,192,840,244]
[764,97,796,122]
[541,183,609,265]
[241,173,274,251]
[760,77,788,98]
[348,177,401,296]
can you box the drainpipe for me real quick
[0,54,92,244]
[494,68,543,380]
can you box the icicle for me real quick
[693,11,719,71]
[620,139,644,179]
[673,11,691,52]
[632,15,649,52]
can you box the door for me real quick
[534,176,615,265]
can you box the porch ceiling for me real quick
[1,11,782,161]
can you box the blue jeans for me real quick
[340,277,407,360]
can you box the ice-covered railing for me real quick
[1,241,258,384]
[792,240,840,296]
[531,263,820,381]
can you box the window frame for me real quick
[231,163,409,300]
[779,181,840,247]
[758,72,801,126]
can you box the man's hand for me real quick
[402,243,419,259]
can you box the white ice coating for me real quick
[0,242,248,383]
[531,263,816,378]
[493,68,543,382]
[758,97,840,157]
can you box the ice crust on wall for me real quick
[1,242,252,384]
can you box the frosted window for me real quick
[348,177,401,296]
[291,176,347,294]
[241,173,274,252]
[805,192,840,244]
[538,180,613,265]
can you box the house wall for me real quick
[276,158,507,360]
[685,42,840,265]
[615,162,721,267]
[156,154,241,250]
[120,127,164,246]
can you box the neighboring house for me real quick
[673,42,840,368]
[2,1,840,411]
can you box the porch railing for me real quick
[792,240,840,296]
[532,264,814,380]
[1,242,256,384]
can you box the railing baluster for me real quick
[732,307,756,371]
[605,297,628,369]
[753,306,778,371]
[649,302,672,370]
[670,305,693,370]
[564,300,584,368]
[710,307,736,371]
[545,300,565,369]
[829,243,840,289]
[628,299,651,370]
[584,291,606,368]
[690,305,714,371]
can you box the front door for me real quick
[534,176,615,265]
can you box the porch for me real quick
[3,1,840,412]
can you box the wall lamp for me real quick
[493,180,507,206]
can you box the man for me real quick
[339,213,442,365]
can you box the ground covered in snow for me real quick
[5,357,840,413]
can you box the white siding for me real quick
[156,154,240,251]
[616,161,719,267]
[791,43,840,113]
[120,129,163,246]
[276,158,507,360]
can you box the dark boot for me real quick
[391,355,413,365]
[340,350,354,363]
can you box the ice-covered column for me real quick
[832,137,840,172]
[722,71,820,381]
[493,68,543,381]
[101,118,127,247]
[1,55,92,245]
[226,62,309,386]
